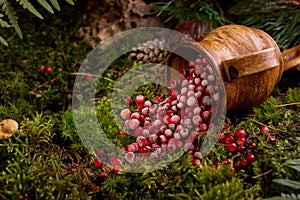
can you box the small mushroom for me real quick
[0,119,19,140]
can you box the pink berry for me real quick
[128,144,138,152]
[202,96,211,107]
[199,123,207,131]
[129,119,140,129]
[160,135,167,143]
[168,141,177,153]
[131,112,140,120]
[193,151,202,159]
[187,96,197,107]
[170,115,180,125]
[164,129,173,138]
[218,132,225,142]
[136,95,145,105]
[125,152,136,163]
[201,111,211,121]
[167,79,177,89]
[227,142,237,152]
[110,156,122,168]
[180,128,189,138]
[124,97,133,106]
[96,148,105,157]
[136,136,147,147]
[235,129,246,138]
[120,109,131,119]
[85,73,93,81]
[192,115,202,126]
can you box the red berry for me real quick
[22,194,30,200]
[118,131,127,137]
[237,144,246,153]
[246,153,256,163]
[248,142,257,151]
[85,73,93,81]
[236,137,245,145]
[131,112,140,120]
[233,161,241,170]
[39,65,45,71]
[112,168,120,174]
[93,159,103,168]
[192,158,201,166]
[235,129,246,138]
[260,125,270,134]
[227,142,237,152]
[45,66,53,74]
[213,160,222,169]
[218,132,225,142]
[240,158,248,167]
[199,123,207,131]
[124,97,133,106]
[224,135,234,144]
[98,171,108,178]
[136,136,147,147]
[128,144,138,152]
[267,134,276,143]
[223,158,232,165]
[135,95,145,105]
[96,148,105,157]
[154,96,163,103]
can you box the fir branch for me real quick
[154,0,230,28]
[0,13,10,27]
[0,35,8,46]
[65,0,74,6]
[16,0,43,19]
[37,0,54,14]
[229,0,300,50]
[49,0,60,11]
[1,0,22,39]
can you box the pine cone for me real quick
[128,38,170,63]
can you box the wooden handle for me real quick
[282,44,300,71]
[222,48,279,81]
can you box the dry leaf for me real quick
[0,119,19,140]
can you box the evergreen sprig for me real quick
[0,0,75,46]
[154,0,230,28]
[229,0,300,50]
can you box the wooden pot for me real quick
[168,24,300,111]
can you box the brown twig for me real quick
[246,118,289,134]
[273,102,300,108]
[252,169,273,179]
